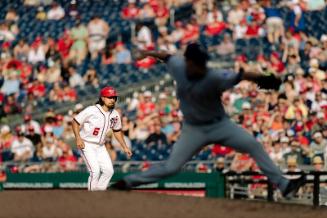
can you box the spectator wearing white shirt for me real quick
[0,23,16,42]
[28,43,45,65]
[269,140,284,166]
[170,21,184,43]
[207,7,224,23]
[20,114,42,135]
[11,132,34,162]
[306,0,325,11]
[227,3,245,26]
[135,23,153,50]
[87,16,109,59]
[42,138,61,161]
[233,19,247,40]
[47,2,65,20]
[68,66,84,88]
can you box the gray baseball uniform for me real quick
[124,55,289,192]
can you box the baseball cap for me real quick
[286,129,295,137]
[144,91,152,97]
[313,132,322,138]
[287,157,297,166]
[0,125,10,135]
[24,114,32,121]
[317,112,325,119]
[295,68,304,75]
[320,34,327,42]
[313,156,323,164]
[309,58,319,68]
[242,102,251,110]
[44,126,53,133]
[216,157,225,164]
[74,103,84,112]
[159,93,167,99]
[280,136,289,143]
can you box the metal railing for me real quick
[224,171,327,207]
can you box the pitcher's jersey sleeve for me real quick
[74,106,93,125]
[166,55,185,79]
[111,110,122,131]
[213,69,243,91]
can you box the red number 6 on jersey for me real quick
[92,128,100,136]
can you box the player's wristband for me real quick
[235,68,244,84]
[162,55,172,63]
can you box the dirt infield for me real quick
[0,190,326,218]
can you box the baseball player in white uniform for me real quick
[112,43,306,197]
[72,86,132,191]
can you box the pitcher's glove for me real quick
[254,73,282,90]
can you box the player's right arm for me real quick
[72,106,92,150]
[133,50,172,63]
[72,119,85,149]
[134,50,182,79]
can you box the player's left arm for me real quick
[112,130,132,158]
[111,112,132,158]
[238,62,282,90]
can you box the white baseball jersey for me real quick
[74,104,122,145]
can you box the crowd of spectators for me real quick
[0,1,326,178]
[0,0,326,117]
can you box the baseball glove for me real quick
[254,73,282,90]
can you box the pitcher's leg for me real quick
[209,119,289,191]
[125,124,207,187]
[80,143,101,191]
[97,146,114,190]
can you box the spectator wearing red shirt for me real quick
[58,148,77,172]
[0,92,4,103]
[3,94,21,115]
[49,82,65,102]
[62,84,77,102]
[211,144,234,157]
[230,153,253,173]
[205,17,226,36]
[248,3,265,24]
[57,30,73,59]
[154,1,169,26]
[27,79,46,98]
[180,18,200,45]
[296,129,310,147]
[121,0,140,20]
[245,20,261,38]
[138,91,156,118]
[269,52,285,74]
[6,59,32,83]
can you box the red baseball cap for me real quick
[24,114,32,121]
[100,86,118,98]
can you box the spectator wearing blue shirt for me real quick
[1,72,20,95]
[288,0,305,32]
[115,42,132,64]
[263,1,284,44]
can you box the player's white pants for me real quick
[80,141,114,191]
